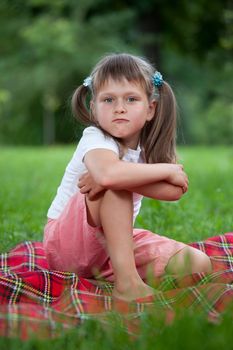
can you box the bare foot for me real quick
[112,280,155,302]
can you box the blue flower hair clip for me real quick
[152,71,163,87]
[83,76,92,88]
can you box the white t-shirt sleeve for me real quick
[78,126,119,161]
[47,126,120,219]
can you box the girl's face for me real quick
[91,78,156,149]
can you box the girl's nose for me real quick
[114,100,126,113]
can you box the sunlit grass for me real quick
[136,146,232,242]
[0,145,232,249]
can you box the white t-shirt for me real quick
[47,126,144,223]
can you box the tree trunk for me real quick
[138,11,162,68]
[42,93,56,145]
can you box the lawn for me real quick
[0,145,233,348]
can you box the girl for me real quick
[43,53,212,301]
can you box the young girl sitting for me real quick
[43,53,212,301]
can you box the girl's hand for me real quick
[78,172,105,199]
[166,164,189,193]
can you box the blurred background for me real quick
[0,0,232,146]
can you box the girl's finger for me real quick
[80,184,91,194]
[178,164,184,170]
[79,172,88,182]
[78,181,86,188]
[80,188,90,194]
[78,177,89,187]
[80,186,87,193]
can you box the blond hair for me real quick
[72,53,177,163]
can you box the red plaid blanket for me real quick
[0,233,233,339]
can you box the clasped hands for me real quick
[78,163,188,200]
[78,172,105,199]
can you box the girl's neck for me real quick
[121,137,140,151]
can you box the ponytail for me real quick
[141,81,177,164]
[71,85,94,125]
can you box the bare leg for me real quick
[86,189,154,301]
[166,246,212,276]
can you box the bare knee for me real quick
[85,189,132,227]
[103,189,132,201]
[188,247,212,274]
[166,246,212,275]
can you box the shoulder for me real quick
[81,126,114,143]
[78,126,119,155]
[83,125,104,137]
[81,125,113,141]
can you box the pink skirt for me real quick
[43,192,187,282]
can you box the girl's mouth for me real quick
[112,118,129,123]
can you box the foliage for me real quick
[0,0,137,144]
[0,0,232,145]
[162,50,233,145]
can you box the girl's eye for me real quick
[127,97,137,102]
[104,98,113,103]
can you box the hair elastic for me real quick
[83,72,163,89]
[83,76,92,88]
[152,71,163,87]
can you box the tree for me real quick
[0,0,137,144]
[0,0,232,144]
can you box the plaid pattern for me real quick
[0,233,233,339]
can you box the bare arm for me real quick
[80,149,188,200]
[84,149,187,190]
[79,173,184,201]
[129,181,184,201]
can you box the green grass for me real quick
[0,145,233,348]
[137,146,233,243]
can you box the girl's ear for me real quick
[147,99,157,121]
[90,100,96,118]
